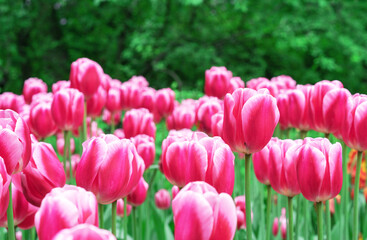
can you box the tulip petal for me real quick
[0,129,23,175]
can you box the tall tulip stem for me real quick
[65,131,72,183]
[62,131,69,177]
[82,101,87,142]
[341,142,348,240]
[111,112,115,133]
[325,201,331,240]
[244,153,252,240]
[288,197,294,240]
[265,185,272,240]
[132,207,137,240]
[99,203,104,229]
[124,197,128,240]
[111,201,117,236]
[295,195,300,240]
[7,182,15,240]
[316,202,323,240]
[352,151,362,240]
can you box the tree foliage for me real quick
[1,0,367,93]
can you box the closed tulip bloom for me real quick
[100,74,111,92]
[87,87,107,118]
[296,137,342,202]
[195,96,223,135]
[70,58,104,99]
[272,217,279,236]
[120,83,141,110]
[51,88,84,131]
[102,109,121,126]
[295,85,314,131]
[137,87,156,113]
[0,157,10,218]
[280,218,287,239]
[276,92,291,130]
[235,196,253,229]
[222,88,279,154]
[172,181,236,240]
[127,75,149,88]
[0,110,32,175]
[171,186,179,199]
[252,138,274,185]
[105,86,122,113]
[35,185,98,240]
[53,224,116,240]
[52,80,70,93]
[123,108,156,139]
[22,78,48,104]
[29,98,58,139]
[0,175,38,229]
[270,75,296,90]
[127,177,148,206]
[154,88,175,122]
[246,77,269,89]
[211,112,223,138]
[75,135,145,204]
[21,142,66,206]
[256,81,280,97]
[130,134,155,169]
[205,66,233,99]
[166,104,196,130]
[268,138,302,197]
[113,128,125,139]
[155,189,171,209]
[0,92,25,113]
[116,199,132,217]
[228,77,245,93]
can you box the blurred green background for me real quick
[1,0,367,94]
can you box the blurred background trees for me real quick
[1,0,367,94]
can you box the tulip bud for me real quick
[130,134,155,169]
[127,177,148,206]
[52,80,70,93]
[116,199,132,217]
[128,75,149,88]
[29,98,58,139]
[171,186,179,199]
[123,108,156,139]
[0,92,25,113]
[87,87,107,118]
[205,66,233,99]
[53,224,116,240]
[155,189,171,209]
[22,78,48,104]
[272,217,279,236]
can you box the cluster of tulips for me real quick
[0,58,366,240]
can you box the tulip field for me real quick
[1,59,367,240]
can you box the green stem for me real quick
[295,195,300,240]
[99,204,104,229]
[111,112,115,133]
[147,168,158,194]
[65,131,72,184]
[132,207,137,240]
[245,153,252,240]
[325,201,331,240]
[111,201,117,236]
[303,197,309,240]
[30,228,35,240]
[82,100,87,142]
[352,151,362,240]
[300,130,307,140]
[62,131,68,177]
[266,185,272,240]
[7,182,15,240]
[288,197,294,240]
[124,197,128,240]
[317,202,323,240]
[341,142,348,240]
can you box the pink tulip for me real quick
[294,85,314,131]
[342,94,367,151]
[296,137,342,202]
[57,133,75,156]
[280,217,287,239]
[166,104,196,130]
[52,80,70,93]
[154,88,175,122]
[105,86,122,113]
[276,92,291,130]
[102,109,121,126]
[86,87,107,118]
[195,96,223,135]
[0,92,25,113]
[22,78,48,104]
[127,177,148,206]
[205,66,233,99]
[256,80,280,97]
[120,83,141,110]
[268,138,302,197]
[20,142,66,206]
[228,77,245,93]
[172,181,236,240]
[53,224,116,240]
[127,75,149,88]
[29,98,58,139]
[0,175,38,229]
[110,79,122,89]
[34,185,98,240]
[211,112,223,138]
[0,157,10,218]
[70,58,104,99]
[235,195,253,229]
[0,110,32,175]
[51,88,84,131]
[137,87,155,113]
[123,108,156,139]
[171,186,179,199]
[75,135,145,204]
[130,134,155,169]
[252,138,273,185]
[100,74,111,92]
[246,77,269,89]
[16,231,22,240]
[116,199,132,217]
[155,189,171,209]
[272,217,279,236]
[270,75,296,90]
[113,128,125,139]
[222,88,279,154]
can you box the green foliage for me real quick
[1,0,367,94]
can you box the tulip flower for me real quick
[255,80,280,97]
[211,112,223,138]
[0,175,38,230]
[76,135,145,204]
[52,80,70,93]
[154,88,175,122]
[113,128,125,139]
[195,96,223,135]
[166,103,196,130]
[100,74,112,92]
[102,109,121,127]
[0,92,25,113]
[127,75,149,87]
[53,224,116,240]
[116,199,132,217]
[295,137,342,240]
[0,157,10,219]
[172,181,237,240]
[123,108,156,139]
[246,77,269,89]
[270,75,296,90]
[228,76,245,93]
[69,58,104,99]
[235,195,253,230]
[171,186,179,199]
[137,87,155,113]
[34,185,99,240]
[22,78,48,104]
[155,189,171,209]
[130,134,155,169]
[86,86,107,119]
[205,66,233,99]
[57,133,75,156]
[106,86,122,131]
[127,177,148,206]
[29,97,58,139]
[51,88,84,132]
[20,141,66,207]
[272,217,279,237]
[120,82,141,110]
